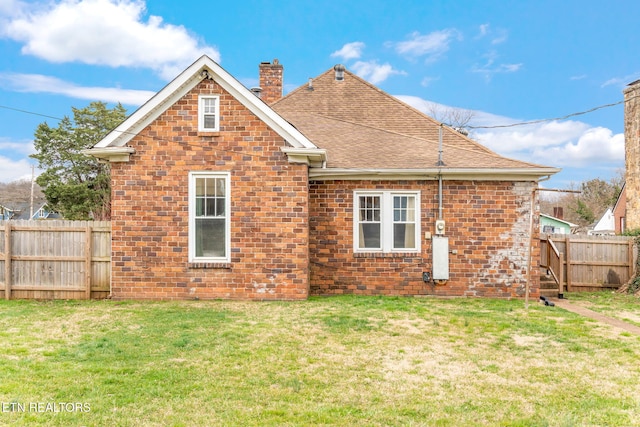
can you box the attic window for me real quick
[198,95,220,132]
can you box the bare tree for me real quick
[427,104,476,137]
[0,179,44,207]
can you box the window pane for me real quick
[205,199,215,216]
[361,223,381,249]
[204,114,216,129]
[204,178,216,196]
[215,198,225,216]
[406,197,415,221]
[203,98,216,113]
[196,178,206,196]
[394,224,415,249]
[195,218,225,257]
[216,178,225,196]
[196,198,205,216]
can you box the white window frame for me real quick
[198,95,220,132]
[353,191,421,253]
[188,171,231,263]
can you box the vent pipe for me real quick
[334,64,345,81]
[250,87,263,98]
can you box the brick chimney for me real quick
[624,80,640,229]
[258,59,283,104]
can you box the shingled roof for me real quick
[272,67,559,180]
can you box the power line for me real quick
[467,99,625,129]
[0,104,65,121]
[0,94,630,142]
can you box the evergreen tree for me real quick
[30,102,127,220]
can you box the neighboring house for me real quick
[85,55,559,301]
[540,214,576,235]
[2,201,61,221]
[613,183,626,234]
[0,204,14,220]
[590,207,616,235]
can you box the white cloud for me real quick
[0,0,26,16]
[0,138,36,182]
[2,0,219,80]
[602,73,640,88]
[471,50,522,80]
[475,121,591,154]
[391,29,461,62]
[351,61,406,85]
[529,127,624,167]
[0,138,35,156]
[396,94,624,169]
[0,72,154,104]
[420,76,439,87]
[331,42,365,61]
[475,24,508,45]
[0,155,34,182]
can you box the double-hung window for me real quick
[354,191,420,253]
[189,172,230,263]
[198,95,219,132]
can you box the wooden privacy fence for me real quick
[540,234,637,292]
[0,220,111,300]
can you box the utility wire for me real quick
[0,104,65,121]
[467,100,625,129]
[0,94,631,139]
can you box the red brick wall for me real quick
[109,79,309,300]
[309,180,540,298]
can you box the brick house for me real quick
[86,55,559,300]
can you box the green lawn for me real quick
[1,295,640,426]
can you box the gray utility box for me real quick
[432,236,449,280]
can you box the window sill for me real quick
[188,262,231,269]
[353,252,421,259]
[197,131,221,137]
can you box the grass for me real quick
[0,295,639,426]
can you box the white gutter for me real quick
[82,147,135,163]
[308,167,561,181]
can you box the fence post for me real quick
[85,224,92,300]
[565,235,572,292]
[629,239,635,280]
[558,252,565,298]
[4,223,11,300]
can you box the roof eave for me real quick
[308,167,561,181]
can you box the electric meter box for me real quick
[432,236,449,280]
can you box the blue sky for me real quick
[0,0,637,189]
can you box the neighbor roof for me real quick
[273,68,560,180]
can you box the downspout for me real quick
[437,124,444,220]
